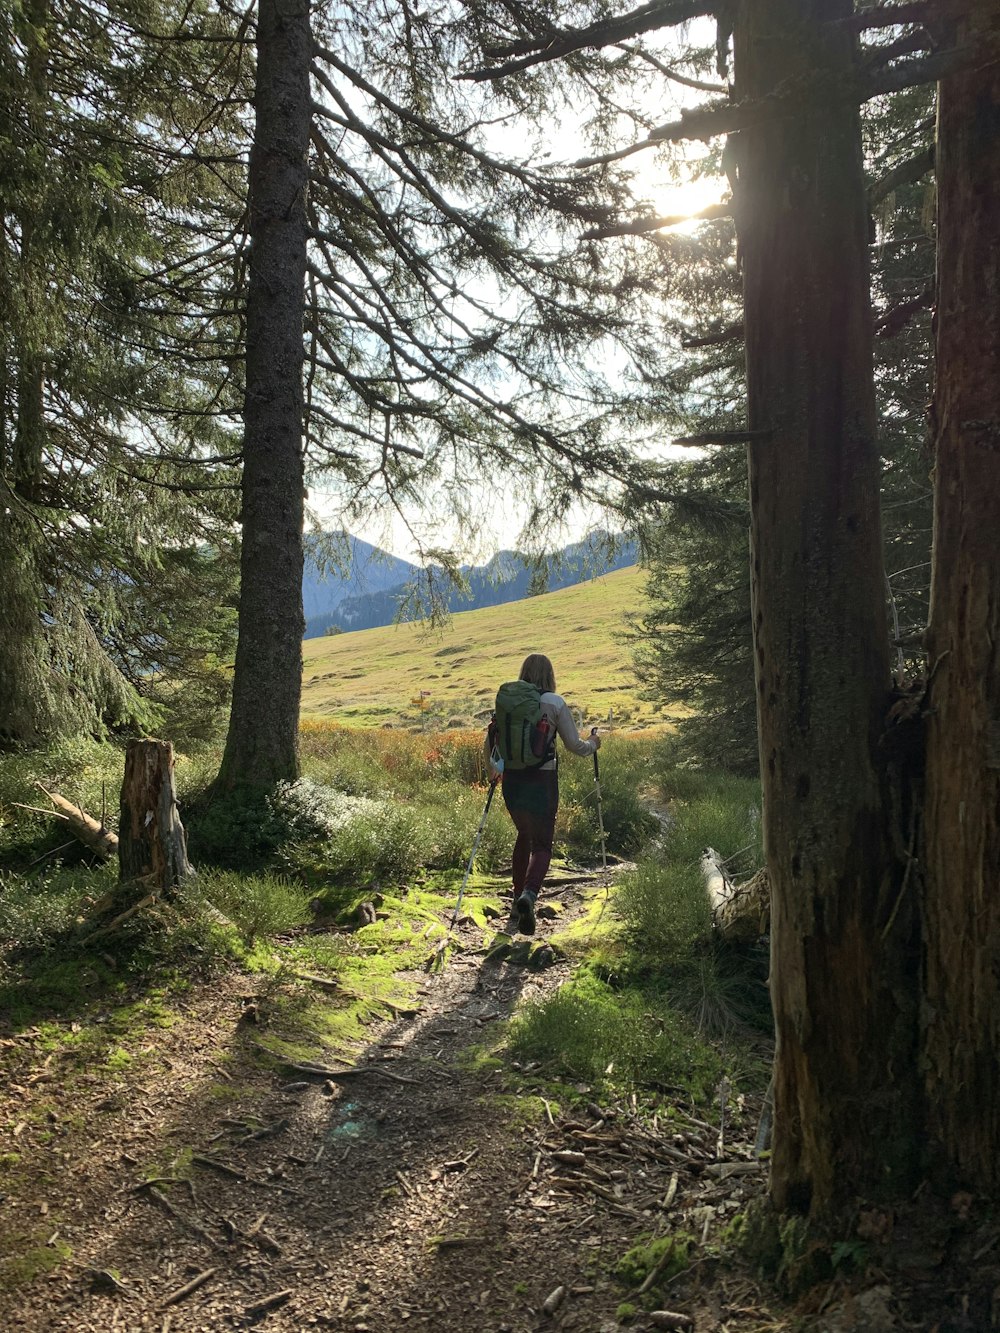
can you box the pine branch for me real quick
[680,322,745,349]
[574,43,984,165]
[673,430,771,447]
[582,200,731,239]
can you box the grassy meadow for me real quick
[301,563,671,729]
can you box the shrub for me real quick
[615,858,712,956]
[557,736,660,861]
[197,870,312,942]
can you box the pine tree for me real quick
[0,0,245,745]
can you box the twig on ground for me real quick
[244,1290,293,1318]
[138,1184,220,1251]
[158,1267,217,1309]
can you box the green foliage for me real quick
[0,0,243,747]
[616,767,761,953]
[612,764,770,1037]
[507,969,720,1099]
[628,456,759,778]
[615,859,713,958]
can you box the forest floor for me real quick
[1,870,994,1332]
[0,870,781,1333]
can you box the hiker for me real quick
[488,653,600,936]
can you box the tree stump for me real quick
[119,739,193,891]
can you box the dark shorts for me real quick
[502,767,558,820]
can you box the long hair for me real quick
[519,653,556,694]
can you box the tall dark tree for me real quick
[922,0,1000,1188]
[465,0,997,1219]
[216,0,310,790]
[736,0,913,1214]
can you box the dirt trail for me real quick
[0,875,766,1332]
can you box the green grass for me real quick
[300,565,676,730]
[507,968,721,1100]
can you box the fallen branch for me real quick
[31,784,118,859]
[81,891,158,943]
[140,1185,220,1251]
[244,1290,293,1318]
[252,1045,420,1084]
[158,1267,217,1309]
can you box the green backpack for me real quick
[493,680,554,770]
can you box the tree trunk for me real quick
[921,3,1000,1188]
[735,0,919,1216]
[119,739,193,891]
[216,0,310,791]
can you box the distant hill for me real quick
[300,563,670,731]
[303,535,418,635]
[303,532,637,639]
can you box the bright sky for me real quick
[310,21,726,563]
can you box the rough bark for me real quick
[118,739,192,891]
[216,0,310,791]
[735,0,918,1216]
[921,1,1000,1188]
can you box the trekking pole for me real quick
[591,728,607,869]
[450,774,500,929]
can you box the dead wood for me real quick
[118,738,193,891]
[243,1289,293,1318]
[158,1267,217,1309]
[29,785,118,859]
[297,970,342,992]
[140,1185,220,1251]
[236,1117,289,1144]
[82,891,158,943]
[701,849,771,939]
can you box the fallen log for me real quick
[30,785,119,860]
[700,848,770,940]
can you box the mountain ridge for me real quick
[303,531,637,639]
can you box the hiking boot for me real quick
[514,892,537,936]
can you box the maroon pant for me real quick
[502,768,558,899]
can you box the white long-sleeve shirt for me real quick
[536,691,597,769]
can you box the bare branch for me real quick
[869,143,935,205]
[462,1,713,82]
[832,2,929,31]
[866,41,997,96]
[875,286,933,338]
[617,42,728,94]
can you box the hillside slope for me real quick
[304,533,637,639]
[301,564,666,728]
